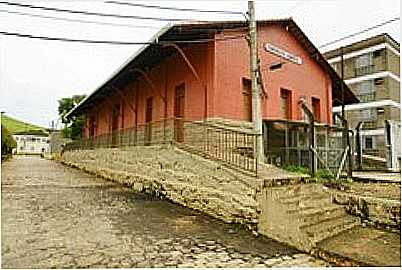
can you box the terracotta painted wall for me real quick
[84,42,214,137]
[214,24,333,124]
[84,23,334,138]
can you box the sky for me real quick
[0,0,400,128]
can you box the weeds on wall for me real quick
[282,164,352,190]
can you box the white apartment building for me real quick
[13,134,50,155]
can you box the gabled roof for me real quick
[66,18,357,118]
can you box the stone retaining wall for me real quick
[332,192,401,230]
[59,145,261,229]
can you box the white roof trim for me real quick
[345,71,400,84]
[359,128,385,136]
[327,43,400,64]
[332,99,400,112]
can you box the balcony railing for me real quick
[354,65,375,76]
[64,118,258,176]
[357,92,376,102]
[362,121,377,129]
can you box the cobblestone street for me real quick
[1,157,328,268]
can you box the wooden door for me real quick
[280,89,291,120]
[145,97,153,145]
[312,97,321,122]
[174,84,185,142]
[242,78,252,122]
[111,105,120,146]
[89,116,95,137]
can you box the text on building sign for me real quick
[264,43,302,65]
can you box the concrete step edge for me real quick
[281,193,330,204]
[299,209,348,230]
[310,220,360,244]
[303,215,360,237]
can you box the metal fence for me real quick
[353,120,401,171]
[64,118,258,176]
[263,120,348,177]
[180,121,258,175]
[64,119,174,150]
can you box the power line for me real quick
[0,30,245,45]
[0,9,248,33]
[0,1,204,22]
[319,16,400,48]
[0,9,161,29]
[104,0,244,15]
[0,30,145,45]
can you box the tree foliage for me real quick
[57,94,87,140]
[1,125,17,156]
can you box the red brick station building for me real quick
[67,19,357,152]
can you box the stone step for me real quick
[298,205,348,229]
[281,192,328,203]
[286,206,316,215]
[280,193,333,211]
[302,214,360,243]
[276,184,323,200]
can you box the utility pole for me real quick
[248,0,264,162]
[340,46,345,117]
[340,46,352,178]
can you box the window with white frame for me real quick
[359,80,374,94]
[359,108,377,121]
[355,53,373,68]
[364,136,375,149]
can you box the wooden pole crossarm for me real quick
[129,68,166,103]
[110,85,137,115]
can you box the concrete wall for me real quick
[49,131,72,154]
[388,77,401,102]
[60,145,260,228]
[387,48,400,76]
[333,192,400,229]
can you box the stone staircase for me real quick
[257,183,360,252]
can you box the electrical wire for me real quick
[0,9,162,29]
[0,9,248,33]
[104,0,244,15]
[0,1,205,22]
[319,17,400,48]
[0,30,246,45]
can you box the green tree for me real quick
[1,125,17,157]
[58,94,87,140]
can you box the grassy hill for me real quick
[1,114,48,136]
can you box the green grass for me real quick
[1,114,48,135]
[282,164,310,175]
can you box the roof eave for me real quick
[65,23,174,119]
